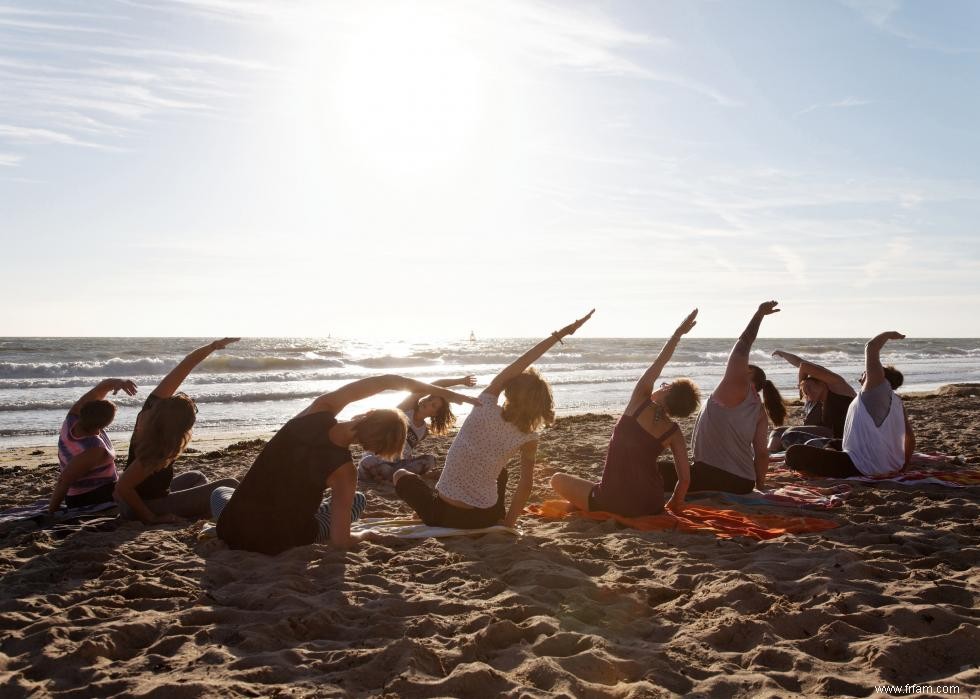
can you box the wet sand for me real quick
[1,388,978,697]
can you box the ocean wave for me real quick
[0,354,346,379]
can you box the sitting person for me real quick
[768,349,856,450]
[358,374,477,483]
[786,331,914,478]
[49,378,137,513]
[394,310,594,529]
[114,339,241,524]
[212,375,479,554]
[688,301,787,493]
[550,309,700,516]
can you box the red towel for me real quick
[528,500,838,541]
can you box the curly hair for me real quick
[353,409,408,461]
[136,393,197,471]
[501,368,555,434]
[663,378,701,418]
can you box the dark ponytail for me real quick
[761,380,787,426]
[748,364,787,426]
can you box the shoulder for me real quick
[477,391,500,408]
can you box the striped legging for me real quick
[210,487,366,544]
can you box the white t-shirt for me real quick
[842,386,906,476]
[436,391,539,508]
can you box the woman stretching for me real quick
[49,378,137,513]
[358,374,477,483]
[395,310,594,529]
[114,339,241,524]
[786,332,914,478]
[684,301,787,494]
[550,309,700,516]
[212,375,479,553]
[768,349,856,450]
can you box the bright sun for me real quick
[332,9,483,177]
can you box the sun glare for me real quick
[332,10,483,177]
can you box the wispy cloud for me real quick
[840,0,980,54]
[795,96,873,118]
[0,151,22,166]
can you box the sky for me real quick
[1,0,978,339]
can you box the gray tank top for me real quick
[692,388,762,482]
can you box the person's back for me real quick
[692,389,761,483]
[436,392,534,508]
[842,382,906,476]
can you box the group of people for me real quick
[50,302,914,556]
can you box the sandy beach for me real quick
[1,387,978,697]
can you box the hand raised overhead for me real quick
[757,300,780,316]
[675,308,698,336]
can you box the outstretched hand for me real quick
[675,308,698,336]
[560,309,595,337]
[111,379,138,396]
[879,331,906,342]
[447,391,482,407]
[211,338,240,350]
[757,300,780,316]
[460,375,477,387]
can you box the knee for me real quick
[216,477,240,488]
[549,472,567,491]
[784,444,803,469]
[392,468,412,486]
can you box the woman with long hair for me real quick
[113,338,241,524]
[48,378,137,513]
[357,374,477,483]
[394,310,594,529]
[683,301,786,494]
[550,309,700,515]
[211,375,479,553]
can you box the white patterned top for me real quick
[436,392,539,508]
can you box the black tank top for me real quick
[126,394,175,499]
[216,411,352,555]
[821,390,853,439]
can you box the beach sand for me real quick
[1,388,978,697]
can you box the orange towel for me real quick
[528,500,838,541]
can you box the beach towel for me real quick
[0,499,118,527]
[773,450,980,488]
[528,500,838,541]
[198,518,519,542]
[692,484,852,511]
[352,517,520,539]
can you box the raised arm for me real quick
[772,350,856,398]
[863,331,905,391]
[715,301,779,404]
[396,375,477,412]
[626,309,697,413]
[69,378,137,416]
[303,374,480,417]
[152,338,239,398]
[486,309,594,396]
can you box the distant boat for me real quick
[469,330,476,342]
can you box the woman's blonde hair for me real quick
[501,368,555,434]
[353,409,408,460]
[418,396,456,436]
[136,393,197,471]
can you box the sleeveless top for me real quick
[692,387,762,482]
[436,392,538,508]
[591,399,678,516]
[842,387,906,476]
[58,414,117,496]
[126,394,174,499]
[802,390,853,439]
[217,411,353,554]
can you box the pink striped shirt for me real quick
[58,414,118,496]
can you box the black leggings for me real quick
[65,481,116,509]
[396,470,508,529]
[660,461,756,494]
[785,444,861,478]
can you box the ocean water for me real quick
[2,337,978,449]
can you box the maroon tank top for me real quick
[590,399,678,517]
